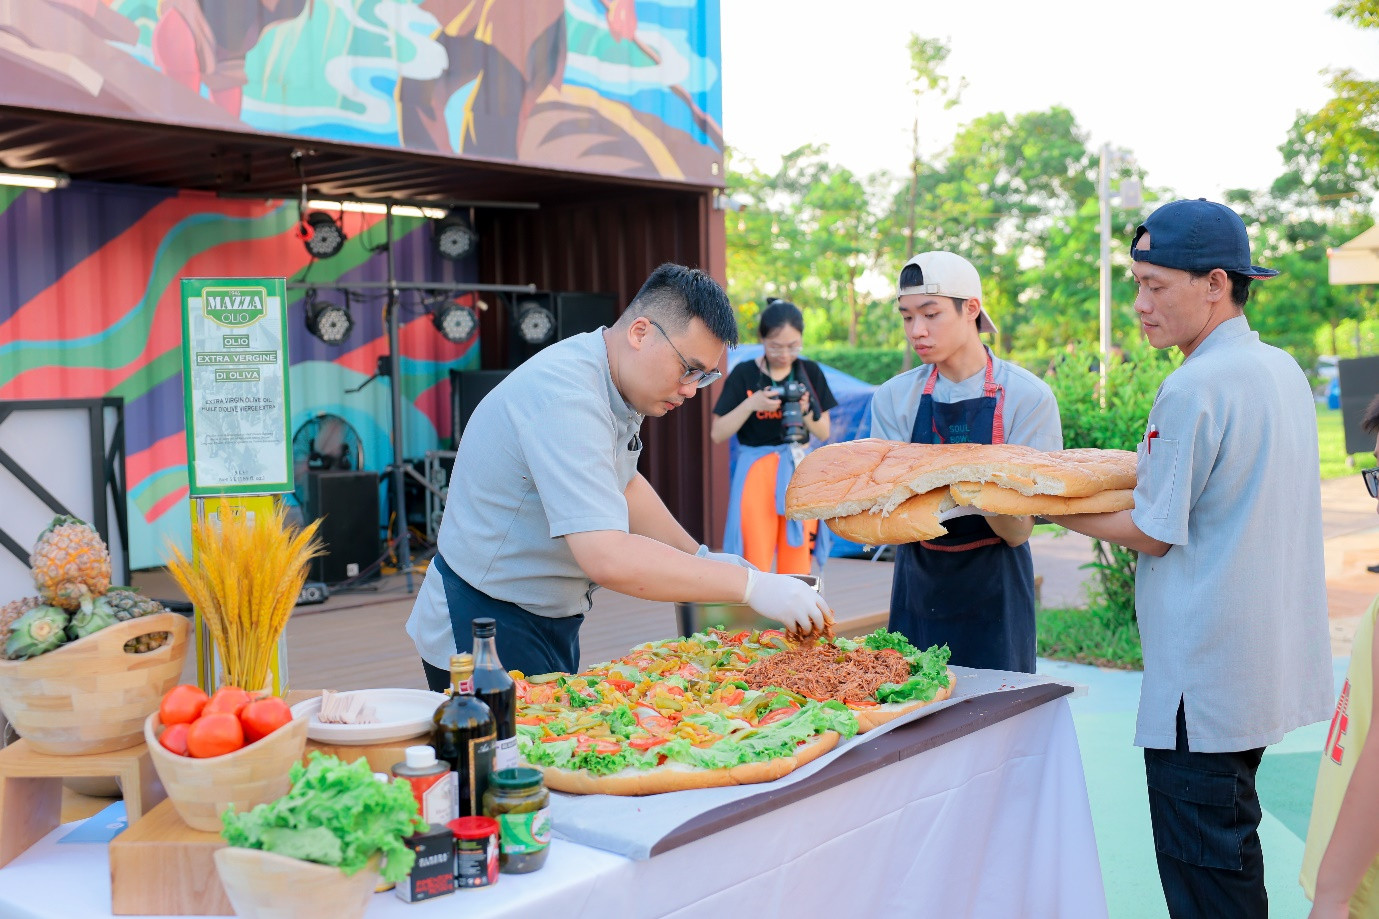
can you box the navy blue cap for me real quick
[1130,199,1278,279]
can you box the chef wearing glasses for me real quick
[408,263,831,686]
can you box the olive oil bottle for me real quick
[431,653,495,818]
[471,618,518,771]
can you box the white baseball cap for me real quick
[897,251,998,335]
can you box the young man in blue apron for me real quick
[407,264,831,687]
[870,252,1062,673]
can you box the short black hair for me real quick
[897,264,970,320]
[1187,269,1252,308]
[624,263,739,345]
[1363,393,1379,435]
[760,298,804,338]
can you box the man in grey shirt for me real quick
[1055,200,1332,917]
[408,264,829,688]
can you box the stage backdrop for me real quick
[0,0,724,186]
[0,180,480,569]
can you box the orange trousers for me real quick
[739,451,817,574]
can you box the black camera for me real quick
[769,380,809,444]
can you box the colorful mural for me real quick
[0,181,481,569]
[0,0,724,184]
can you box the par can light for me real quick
[299,211,347,259]
[433,300,478,343]
[304,289,354,345]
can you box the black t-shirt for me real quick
[712,357,838,447]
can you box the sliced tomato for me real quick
[718,688,745,706]
[636,712,676,734]
[628,735,669,751]
[673,663,701,679]
[603,678,635,693]
[541,734,574,743]
[723,630,749,644]
[758,629,786,642]
[757,705,801,726]
[516,716,548,726]
[844,699,880,708]
[574,737,622,755]
[660,684,685,698]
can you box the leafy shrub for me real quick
[808,347,909,386]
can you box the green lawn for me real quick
[1318,405,1376,480]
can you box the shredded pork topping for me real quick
[743,647,910,702]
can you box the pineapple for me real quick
[0,597,42,653]
[29,516,111,610]
[103,588,171,653]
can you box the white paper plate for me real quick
[291,688,447,745]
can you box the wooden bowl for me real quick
[214,847,381,919]
[0,612,190,755]
[144,710,309,832]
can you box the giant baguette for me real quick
[824,488,953,543]
[789,439,1137,519]
[948,482,1135,516]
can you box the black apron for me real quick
[888,351,1036,673]
[432,553,583,677]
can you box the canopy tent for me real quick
[1329,224,1379,284]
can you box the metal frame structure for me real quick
[0,397,130,585]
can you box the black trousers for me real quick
[1144,701,1267,919]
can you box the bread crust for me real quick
[788,440,1137,519]
[533,731,841,796]
[949,483,1134,516]
[824,488,953,544]
[853,670,956,732]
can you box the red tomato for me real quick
[603,678,635,693]
[757,705,800,727]
[628,735,669,751]
[239,696,293,744]
[673,663,701,679]
[159,684,209,726]
[516,716,547,726]
[636,713,676,735]
[660,684,685,698]
[724,630,749,645]
[203,687,252,717]
[186,712,245,758]
[718,688,745,706]
[159,722,191,757]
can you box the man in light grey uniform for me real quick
[1055,199,1332,917]
[408,263,830,688]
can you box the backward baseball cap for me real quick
[897,251,998,334]
[1130,198,1279,279]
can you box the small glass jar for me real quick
[481,767,551,873]
[448,816,499,889]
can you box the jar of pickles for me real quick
[481,767,550,873]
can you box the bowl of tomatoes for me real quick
[143,684,309,832]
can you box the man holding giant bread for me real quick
[408,263,830,688]
[1053,200,1332,917]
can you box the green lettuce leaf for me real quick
[221,752,426,883]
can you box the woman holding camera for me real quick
[711,299,836,574]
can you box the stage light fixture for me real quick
[433,299,478,343]
[298,211,347,259]
[304,289,354,345]
[514,298,557,346]
[0,170,69,190]
[433,209,478,261]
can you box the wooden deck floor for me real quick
[134,557,898,692]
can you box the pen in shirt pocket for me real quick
[1146,424,1159,454]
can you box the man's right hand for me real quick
[743,571,828,633]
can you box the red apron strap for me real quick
[982,348,1007,445]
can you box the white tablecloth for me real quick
[0,697,1107,919]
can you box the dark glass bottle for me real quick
[431,653,495,818]
[472,618,518,771]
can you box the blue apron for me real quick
[432,553,583,676]
[888,352,1036,673]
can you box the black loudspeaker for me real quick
[450,369,512,444]
[1339,355,1379,454]
[556,292,619,339]
[305,471,381,585]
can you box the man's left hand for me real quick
[696,545,759,570]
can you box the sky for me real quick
[719,0,1379,204]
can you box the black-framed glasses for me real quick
[1364,466,1379,499]
[647,318,721,388]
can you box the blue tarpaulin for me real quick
[723,346,880,559]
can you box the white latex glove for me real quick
[742,570,829,633]
[695,544,759,570]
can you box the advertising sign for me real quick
[180,278,292,496]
